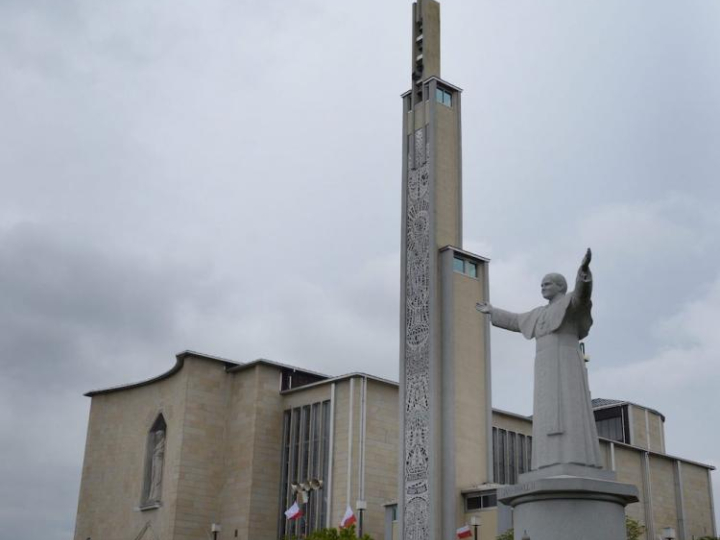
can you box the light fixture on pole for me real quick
[470,515,480,540]
[211,523,221,540]
[356,500,367,537]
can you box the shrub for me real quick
[287,525,373,540]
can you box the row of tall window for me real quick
[278,401,331,538]
[492,427,532,485]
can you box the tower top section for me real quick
[411,0,441,87]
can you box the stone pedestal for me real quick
[499,472,639,540]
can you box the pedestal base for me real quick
[499,475,639,540]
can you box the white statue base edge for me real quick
[499,475,639,540]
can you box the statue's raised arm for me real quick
[573,248,592,305]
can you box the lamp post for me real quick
[356,500,367,537]
[211,523,221,540]
[470,515,480,540]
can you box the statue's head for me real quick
[541,273,567,301]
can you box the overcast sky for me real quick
[2,0,719,538]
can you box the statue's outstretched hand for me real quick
[476,302,493,315]
[580,248,592,272]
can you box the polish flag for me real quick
[457,525,473,539]
[340,505,357,528]
[285,501,303,521]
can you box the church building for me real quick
[73,2,716,540]
[73,351,716,540]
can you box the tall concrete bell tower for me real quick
[398,1,494,539]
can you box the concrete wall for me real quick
[172,357,228,540]
[649,454,679,536]
[630,405,665,452]
[363,381,400,540]
[434,97,461,249]
[74,364,189,540]
[683,462,716,539]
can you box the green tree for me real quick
[496,529,513,540]
[625,516,646,540]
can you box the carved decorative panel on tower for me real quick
[399,2,493,540]
[403,126,431,540]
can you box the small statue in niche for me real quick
[146,429,165,503]
[476,248,602,473]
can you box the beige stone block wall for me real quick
[614,445,647,528]
[631,406,649,450]
[464,509,498,540]
[492,412,532,436]
[649,455,678,534]
[452,269,490,490]
[74,365,188,540]
[682,463,715,538]
[246,365,288,540]
[598,440,612,471]
[283,384,332,410]
[217,366,257,540]
[362,381,399,540]
[329,378,356,528]
[173,357,228,540]
[647,411,665,453]
[434,100,460,249]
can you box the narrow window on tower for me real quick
[436,87,452,107]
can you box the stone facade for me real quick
[74,352,398,540]
[75,351,715,540]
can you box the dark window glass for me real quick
[518,434,526,474]
[278,411,292,538]
[279,402,331,538]
[527,436,533,470]
[508,432,516,484]
[594,406,626,443]
[467,262,477,278]
[498,429,507,484]
[465,491,497,511]
[492,427,499,483]
[454,257,464,273]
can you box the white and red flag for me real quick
[456,525,473,539]
[284,501,303,521]
[340,505,357,528]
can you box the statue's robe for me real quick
[490,270,603,471]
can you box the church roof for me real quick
[84,350,329,397]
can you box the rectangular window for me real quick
[492,427,499,483]
[465,490,498,511]
[498,429,507,484]
[508,432,516,484]
[278,411,292,538]
[527,436,532,470]
[279,401,331,538]
[492,428,533,485]
[453,256,479,278]
[594,406,627,443]
[436,87,452,107]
